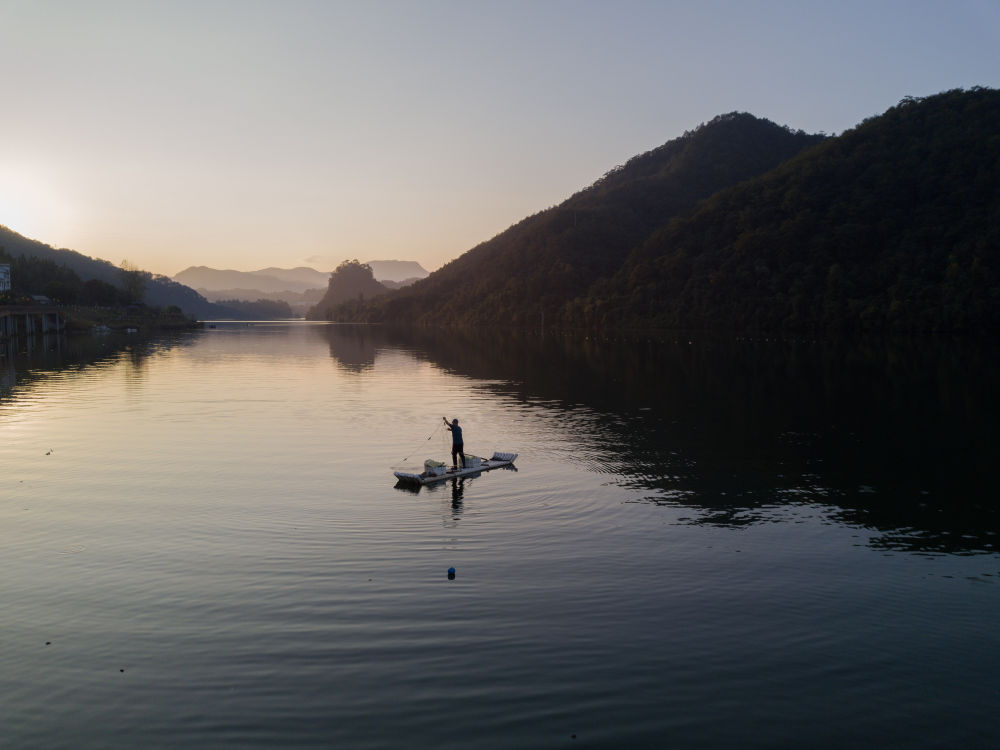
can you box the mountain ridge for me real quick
[0,225,230,319]
[173,260,428,293]
[314,88,1000,333]
[584,87,1000,331]
[312,112,826,325]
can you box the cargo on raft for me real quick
[393,452,518,485]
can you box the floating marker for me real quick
[447,567,456,579]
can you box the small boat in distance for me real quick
[394,452,518,485]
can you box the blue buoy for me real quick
[447,567,456,579]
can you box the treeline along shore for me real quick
[0,250,200,333]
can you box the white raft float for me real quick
[394,452,518,485]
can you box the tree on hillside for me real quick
[119,259,147,303]
[80,278,126,306]
[0,247,83,300]
[332,259,377,286]
[305,259,390,320]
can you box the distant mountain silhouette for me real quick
[175,261,427,293]
[175,260,427,315]
[321,88,1000,333]
[317,112,825,325]
[251,266,332,287]
[365,260,429,283]
[173,266,328,294]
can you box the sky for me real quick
[1,0,998,278]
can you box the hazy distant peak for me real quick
[173,261,429,291]
[364,260,429,283]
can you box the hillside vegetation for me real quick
[307,260,390,319]
[0,226,227,318]
[320,88,1000,333]
[310,113,825,325]
[585,87,1000,332]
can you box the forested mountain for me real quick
[581,87,1000,332]
[307,260,390,319]
[0,225,229,318]
[314,113,825,324]
[320,87,1000,333]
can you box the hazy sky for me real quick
[1,0,998,277]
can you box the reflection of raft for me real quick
[393,452,518,485]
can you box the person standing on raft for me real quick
[442,417,465,468]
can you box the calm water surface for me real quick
[1,323,997,749]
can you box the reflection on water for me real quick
[316,323,379,372]
[1,322,997,749]
[0,330,195,402]
[450,476,465,512]
[320,324,999,555]
[393,465,519,524]
[6,323,997,556]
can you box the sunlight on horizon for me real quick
[0,165,80,248]
[1,2,997,277]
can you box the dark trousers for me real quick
[452,443,465,468]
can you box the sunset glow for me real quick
[1,1,998,276]
[0,165,77,247]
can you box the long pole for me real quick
[399,422,442,463]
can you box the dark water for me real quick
[1,323,997,748]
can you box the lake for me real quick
[1,322,997,749]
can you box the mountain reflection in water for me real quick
[2,321,997,749]
[319,324,998,556]
[0,329,196,400]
